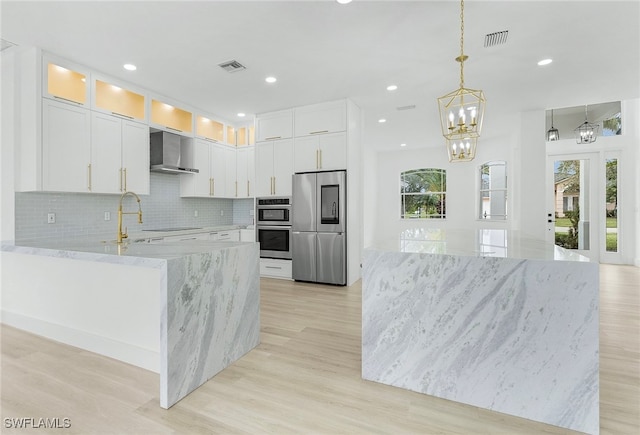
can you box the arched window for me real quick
[400,168,446,219]
[479,161,507,220]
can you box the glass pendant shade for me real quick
[574,105,598,144]
[446,137,477,162]
[547,127,560,141]
[546,109,559,141]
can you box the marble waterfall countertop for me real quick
[2,235,260,409]
[362,228,599,434]
[369,227,591,262]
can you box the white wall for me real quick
[1,50,16,241]
[371,137,516,244]
[365,100,638,266]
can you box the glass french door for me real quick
[546,153,600,260]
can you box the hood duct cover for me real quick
[150,131,199,174]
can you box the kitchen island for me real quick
[362,228,598,434]
[1,238,259,408]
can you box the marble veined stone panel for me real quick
[362,249,599,434]
[161,243,260,408]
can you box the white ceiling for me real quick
[2,0,639,151]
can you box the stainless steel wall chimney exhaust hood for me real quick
[150,131,199,174]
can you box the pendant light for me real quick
[546,109,559,141]
[574,105,599,144]
[437,0,486,162]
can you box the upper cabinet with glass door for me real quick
[236,125,255,147]
[196,115,225,143]
[43,56,91,107]
[150,98,193,136]
[92,76,146,122]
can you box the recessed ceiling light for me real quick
[387,85,398,91]
[265,76,277,83]
[123,63,137,71]
[400,143,407,147]
[336,0,353,4]
[378,118,387,123]
[237,113,246,117]
[537,58,553,66]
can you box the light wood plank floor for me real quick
[1,264,638,434]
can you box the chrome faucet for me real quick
[117,191,143,244]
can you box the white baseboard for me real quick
[1,310,159,373]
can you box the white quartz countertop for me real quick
[368,228,591,262]
[127,224,254,241]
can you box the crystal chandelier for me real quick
[546,109,559,141]
[437,0,486,162]
[574,105,599,144]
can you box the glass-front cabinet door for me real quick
[43,57,90,106]
[94,78,146,121]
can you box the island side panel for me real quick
[160,243,260,408]
[362,250,599,435]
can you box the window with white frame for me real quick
[479,161,507,220]
[400,168,446,219]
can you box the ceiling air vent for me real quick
[484,30,509,48]
[218,60,246,73]
[397,105,416,111]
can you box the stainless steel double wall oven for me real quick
[256,197,292,260]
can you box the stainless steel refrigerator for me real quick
[292,170,346,285]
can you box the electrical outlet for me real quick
[47,213,56,224]
[220,210,224,216]
[104,211,111,221]
[194,210,198,217]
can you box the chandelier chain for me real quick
[459,0,465,88]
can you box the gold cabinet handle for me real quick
[88,164,92,191]
[247,180,250,197]
[310,130,329,135]
[124,168,127,191]
[235,181,238,197]
[119,168,123,192]
[265,136,281,141]
[212,178,215,196]
[316,149,319,169]
[273,177,276,195]
[209,178,213,196]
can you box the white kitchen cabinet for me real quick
[293,132,347,172]
[181,141,236,198]
[181,139,212,197]
[211,143,228,197]
[255,109,293,142]
[235,146,255,198]
[42,99,91,192]
[91,112,149,194]
[294,100,346,137]
[255,139,293,197]
[260,258,292,279]
[210,229,240,241]
[225,146,237,197]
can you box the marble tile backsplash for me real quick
[14,173,254,242]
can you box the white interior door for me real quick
[546,152,600,261]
